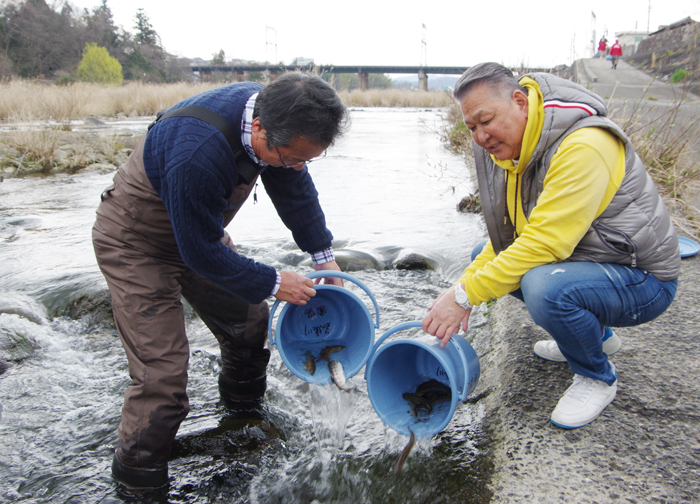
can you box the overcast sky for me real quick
[67,0,700,69]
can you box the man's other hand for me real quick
[313,260,344,287]
[421,286,471,346]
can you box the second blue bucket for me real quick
[365,321,480,438]
[268,271,380,385]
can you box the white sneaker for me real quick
[550,362,617,429]
[533,331,622,363]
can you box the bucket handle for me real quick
[364,321,465,396]
[369,321,422,356]
[452,335,471,402]
[364,321,422,379]
[268,271,380,345]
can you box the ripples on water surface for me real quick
[0,108,493,503]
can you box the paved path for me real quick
[478,59,700,503]
[578,57,700,156]
[579,57,697,102]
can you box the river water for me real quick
[0,107,492,503]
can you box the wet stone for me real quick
[0,328,38,362]
[392,253,436,271]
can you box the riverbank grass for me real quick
[0,80,222,121]
[0,80,453,122]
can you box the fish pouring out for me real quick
[392,428,415,475]
[329,359,353,392]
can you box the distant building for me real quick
[292,57,314,66]
[614,31,649,55]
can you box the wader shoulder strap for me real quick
[148,105,263,184]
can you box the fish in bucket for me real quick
[365,321,480,439]
[268,271,380,387]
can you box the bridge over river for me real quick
[190,64,557,90]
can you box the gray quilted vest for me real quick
[474,73,680,281]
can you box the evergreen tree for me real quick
[84,0,121,52]
[133,8,159,46]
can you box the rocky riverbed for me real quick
[0,116,141,177]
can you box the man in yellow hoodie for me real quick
[422,63,679,429]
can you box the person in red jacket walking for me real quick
[610,40,623,69]
[597,37,608,58]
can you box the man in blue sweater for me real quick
[92,73,349,492]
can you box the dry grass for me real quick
[0,80,454,123]
[338,88,453,107]
[439,100,472,156]
[8,127,59,173]
[612,92,700,201]
[0,80,222,121]
[608,81,700,236]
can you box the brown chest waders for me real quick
[92,131,270,476]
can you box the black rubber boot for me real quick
[218,372,267,410]
[111,452,169,493]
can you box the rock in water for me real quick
[391,249,439,271]
[300,249,385,271]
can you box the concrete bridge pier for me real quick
[235,71,246,82]
[418,70,428,91]
[359,72,369,91]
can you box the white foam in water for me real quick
[0,314,126,500]
[307,383,357,452]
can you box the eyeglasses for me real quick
[274,147,327,169]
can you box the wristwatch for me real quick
[454,282,471,309]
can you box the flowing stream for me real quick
[0,107,494,503]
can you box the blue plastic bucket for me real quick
[365,321,480,438]
[268,271,380,385]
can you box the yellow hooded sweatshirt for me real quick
[458,77,626,306]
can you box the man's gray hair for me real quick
[254,72,349,148]
[453,62,526,101]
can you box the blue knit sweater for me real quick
[143,82,333,304]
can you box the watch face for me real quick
[455,285,469,307]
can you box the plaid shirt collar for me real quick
[241,93,268,167]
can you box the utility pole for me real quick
[419,23,428,91]
[266,26,277,65]
[591,11,597,58]
[647,0,651,33]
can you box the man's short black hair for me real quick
[453,62,526,102]
[254,73,349,148]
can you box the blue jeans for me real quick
[471,241,678,384]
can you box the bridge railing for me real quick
[190,64,562,90]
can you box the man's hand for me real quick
[276,271,317,305]
[313,260,344,287]
[422,286,471,347]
